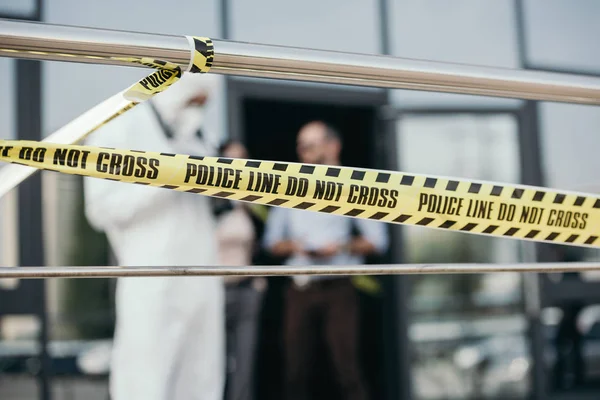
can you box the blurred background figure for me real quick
[263,121,389,400]
[213,139,268,400]
[83,72,225,400]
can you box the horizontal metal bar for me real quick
[0,19,192,68]
[0,263,598,279]
[1,20,600,105]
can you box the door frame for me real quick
[227,77,388,142]
[226,77,406,400]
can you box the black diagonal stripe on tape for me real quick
[246,161,261,168]
[586,236,599,245]
[401,175,415,186]
[273,163,288,172]
[189,155,204,161]
[268,198,288,206]
[131,150,145,154]
[394,214,412,223]
[511,189,524,199]
[566,234,579,243]
[504,227,519,236]
[134,182,150,185]
[160,152,176,157]
[320,205,340,213]
[162,185,178,190]
[194,38,214,59]
[300,165,315,174]
[106,178,120,182]
[213,191,234,198]
[439,220,456,229]
[545,232,560,241]
[100,147,116,150]
[483,225,499,234]
[240,195,262,202]
[574,196,586,206]
[346,208,365,217]
[469,183,482,194]
[553,194,565,204]
[189,64,204,74]
[526,230,540,238]
[424,178,437,188]
[369,212,389,220]
[417,217,434,226]
[594,199,600,209]
[294,202,315,210]
[326,167,341,177]
[446,180,459,191]
[491,186,503,196]
[460,223,477,231]
[376,173,390,183]
[217,158,233,164]
[352,170,366,180]
[533,191,545,202]
[187,188,206,193]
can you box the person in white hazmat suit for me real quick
[83,72,225,400]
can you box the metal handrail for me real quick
[0,263,598,278]
[1,19,600,105]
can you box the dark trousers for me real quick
[284,278,368,400]
[225,283,265,400]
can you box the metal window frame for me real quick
[0,1,50,399]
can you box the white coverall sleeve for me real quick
[83,105,175,231]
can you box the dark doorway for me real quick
[243,98,375,168]
[241,96,388,400]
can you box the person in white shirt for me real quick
[83,72,225,400]
[263,121,388,400]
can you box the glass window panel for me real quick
[523,0,600,75]
[0,0,37,18]
[397,113,530,399]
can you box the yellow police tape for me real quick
[0,37,213,197]
[1,140,599,249]
[2,35,599,248]
[0,36,212,142]
[0,35,213,74]
[80,35,213,132]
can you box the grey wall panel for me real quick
[539,103,600,191]
[389,0,522,108]
[523,0,600,74]
[230,0,380,53]
[0,58,16,267]
[0,59,15,140]
[43,0,224,136]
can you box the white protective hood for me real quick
[152,71,223,156]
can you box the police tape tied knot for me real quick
[1,140,599,249]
